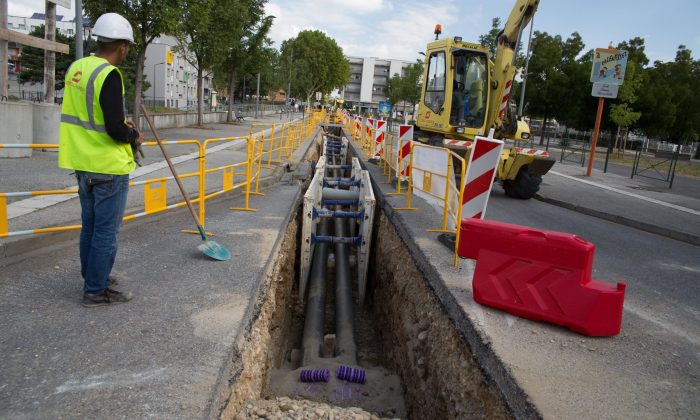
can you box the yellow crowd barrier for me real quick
[381,132,416,211]
[407,143,466,266]
[123,139,204,231]
[0,116,321,240]
[349,127,467,266]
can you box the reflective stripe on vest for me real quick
[58,56,134,175]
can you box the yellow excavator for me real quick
[415,0,554,199]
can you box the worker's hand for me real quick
[134,129,145,146]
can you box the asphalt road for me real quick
[485,187,699,364]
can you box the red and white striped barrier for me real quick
[354,116,362,139]
[365,118,375,148]
[461,136,504,219]
[443,139,473,148]
[373,120,386,158]
[398,125,413,179]
[514,147,549,157]
[498,79,512,121]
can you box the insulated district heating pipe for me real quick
[301,218,329,366]
[334,210,357,364]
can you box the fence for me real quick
[344,113,467,266]
[631,148,680,189]
[0,114,323,240]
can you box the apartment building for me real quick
[342,56,413,111]
[143,36,212,110]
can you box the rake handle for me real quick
[140,105,206,239]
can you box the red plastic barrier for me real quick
[458,218,626,336]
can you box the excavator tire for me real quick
[503,166,542,199]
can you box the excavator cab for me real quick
[417,38,491,141]
[450,50,488,130]
[414,0,552,199]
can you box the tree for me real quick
[525,31,595,141]
[83,0,180,123]
[213,0,274,121]
[386,60,423,122]
[636,45,700,147]
[176,0,246,125]
[18,25,74,91]
[479,18,501,57]
[279,30,350,107]
[609,38,648,152]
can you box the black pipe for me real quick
[301,219,329,366]
[334,208,357,363]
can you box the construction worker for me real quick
[58,12,143,307]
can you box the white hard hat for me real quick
[92,13,134,43]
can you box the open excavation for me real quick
[218,122,513,419]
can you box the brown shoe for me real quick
[81,288,133,308]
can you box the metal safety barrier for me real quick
[631,148,680,189]
[346,120,467,265]
[382,132,416,211]
[410,143,467,264]
[0,115,323,241]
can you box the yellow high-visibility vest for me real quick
[58,56,134,175]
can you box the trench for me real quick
[218,123,513,419]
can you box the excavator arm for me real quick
[487,0,540,135]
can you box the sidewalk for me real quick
[0,112,307,261]
[537,159,700,245]
[0,124,319,419]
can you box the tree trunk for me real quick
[540,115,548,146]
[227,71,235,122]
[132,48,147,130]
[197,66,203,126]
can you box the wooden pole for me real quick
[586,96,604,176]
[44,1,56,103]
[0,0,8,99]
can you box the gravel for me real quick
[232,397,400,420]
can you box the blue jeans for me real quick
[76,171,129,294]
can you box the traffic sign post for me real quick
[590,48,628,85]
[586,48,627,177]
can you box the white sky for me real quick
[9,0,700,64]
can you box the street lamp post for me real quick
[518,15,535,117]
[153,61,164,107]
[288,46,293,117]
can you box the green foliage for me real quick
[175,0,248,122]
[18,25,75,90]
[525,28,700,146]
[386,60,424,111]
[479,18,501,57]
[213,0,275,107]
[635,45,700,144]
[83,0,181,119]
[279,30,350,103]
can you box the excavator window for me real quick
[449,50,488,129]
[425,51,446,114]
